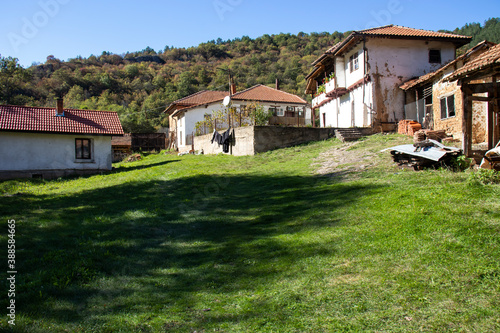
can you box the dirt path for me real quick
[313,141,377,178]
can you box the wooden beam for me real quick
[469,96,492,102]
[468,82,495,94]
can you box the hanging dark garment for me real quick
[211,128,232,153]
[211,131,222,144]
[221,128,232,153]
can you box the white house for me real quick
[165,84,310,150]
[305,25,471,131]
[0,100,124,179]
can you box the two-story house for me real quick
[305,25,471,131]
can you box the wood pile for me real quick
[413,129,451,143]
[399,121,452,143]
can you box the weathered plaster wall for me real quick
[367,38,456,126]
[0,132,112,178]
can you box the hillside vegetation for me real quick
[1,18,499,132]
[0,134,499,332]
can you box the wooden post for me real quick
[494,75,499,146]
[488,97,494,149]
[415,89,420,122]
[462,83,473,157]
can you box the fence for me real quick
[131,133,167,152]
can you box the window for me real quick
[349,52,359,73]
[429,49,441,64]
[75,139,91,160]
[276,108,284,117]
[440,95,455,119]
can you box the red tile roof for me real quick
[359,25,471,40]
[166,91,229,114]
[232,84,307,104]
[174,90,229,107]
[168,86,308,117]
[0,105,124,136]
[446,43,500,81]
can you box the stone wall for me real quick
[193,126,340,156]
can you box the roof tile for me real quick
[232,84,307,104]
[0,105,124,135]
[359,25,471,40]
[447,43,500,81]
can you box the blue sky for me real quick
[1,0,498,67]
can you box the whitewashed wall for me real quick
[0,132,112,171]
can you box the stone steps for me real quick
[335,128,365,142]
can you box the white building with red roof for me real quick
[306,25,472,131]
[0,100,124,179]
[165,84,310,150]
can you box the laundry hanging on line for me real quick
[211,128,233,153]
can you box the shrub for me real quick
[468,168,500,185]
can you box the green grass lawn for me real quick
[1,134,499,332]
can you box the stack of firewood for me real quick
[413,129,450,143]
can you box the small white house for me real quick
[165,84,310,151]
[306,25,472,131]
[0,101,124,179]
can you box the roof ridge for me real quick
[356,24,394,33]
[172,90,211,104]
[232,84,307,103]
[0,104,119,113]
[232,84,307,104]
[232,84,263,97]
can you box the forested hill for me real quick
[443,17,500,53]
[1,18,499,132]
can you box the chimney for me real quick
[230,83,237,95]
[275,79,280,90]
[56,98,64,116]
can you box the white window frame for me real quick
[349,52,359,73]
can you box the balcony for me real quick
[325,79,336,94]
[312,75,336,108]
[312,92,328,108]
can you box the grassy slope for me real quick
[0,134,499,332]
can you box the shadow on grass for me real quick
[0,173,386,330]
[110,159,180,174]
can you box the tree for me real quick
[0,56,32,105]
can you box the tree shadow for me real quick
[110,159,180,174]
[0,173,386,331]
